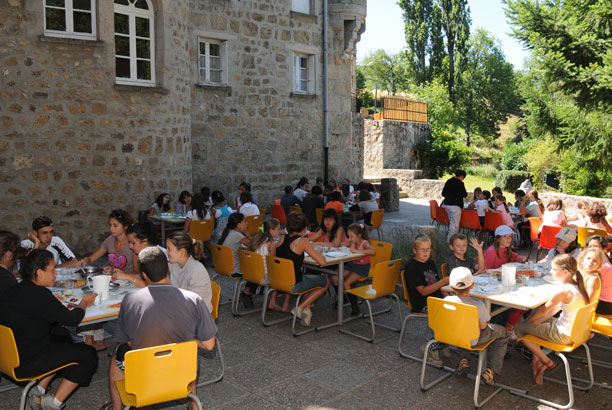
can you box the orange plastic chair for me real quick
[526,217,542,260]
[270,204,286,225]
[289,205,302,214]
[315,208,324,225]
[197,281,225,387]
[459,209,482,232]
[236,250,268,316]
[483,212,505,244]
[368,209,385,240]
[537,225,563,260]
[435,205,450,229]
[429,200,438,225]
[398,270,429,362]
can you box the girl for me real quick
[324,190,344,214]
[568,201,587,222]
[577,248,604,304]
[248,219,288,311]
[585,235,612,314]
[515,254,589,385]
[112,222,165,284]
[166,231,212,312]
[175,190,192,215]
[356,189,379,226]
[483,225,527,269]
[211,190,234,242]
[309,208,346,248]
[238,191,260,217]
[538,227,580,264]
[220,213,253,307]
[184,193,218,233]
[201,186,212,207]
[0,230,22,293]
[539,198,567,233]
[526,190,544,217]
[576,202,612,234]
[488,194,514,227]
[336,223,376,316]
[149,193,171,217]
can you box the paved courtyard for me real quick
[2,199,611,409]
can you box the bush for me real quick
[500,138,530,171]
[495,170,530,192]
[465,163,500,180]
[413,129,470,179]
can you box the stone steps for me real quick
[364,175,410,199]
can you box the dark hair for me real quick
[367,183,374,192]
[297,177,309,189]
[358,189,370,202]
[324,184,334,193]
[449,233,467,246]
[585,235,608,250]
[551,254,590,304]
[178,191,192,204]
[126,222,159,246]
[220,213,245,245]
[455,169,467,177]
[166,231,204,261]
[138,247,169,282]
[329,191,342,202]
[586,202,608,219]
[284,185,293,194]
[239,181,251,192]
[341,184,350,194]
[346,223,370,242]
[109,209,133,228]
[0,231,23,263]
[248,218,280,252]
[154,193,171,212]
[514,189,525,198]
[32,216,53,231]
[240,191,253,205]
[211,190,225,204]
[20,249,54,282]
[311,185,322,196]
[320,208,341,241]
[190,193,208,220]
[494,194,509,212]
[286,212,308,234]
[316,177,323,185]
[200,186,211,199]
[482,190,491,200]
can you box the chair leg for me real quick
[472,350,503,408]
[187,393,203,410]
[419,339,453,390]
[340,299,376,342]
[398,313,428,362]
[365,294,403,332]
[261,288,292,327]
[197,337,225,387]
[233,280,264,317]
[544,345,594,392]
[19,380,37,410]
[291,295,316,337]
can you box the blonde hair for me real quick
[546,198,564,211]
[551,254,589,303]
[578,248,604,274]
[412,234,431,250]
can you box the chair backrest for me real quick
[315,208,324,225]
[371,259,402,295]
[484,212,504,232]
[459,209,481,230]
[124,341,198,408]
[258,206,266,216]
[210,281,220,320]
[274,199,281,206]
[441,263,448,278]
[370,209,385,229]
[435,206,450,226]
[289,205,302,214]
[368,240,393,277]
[577,227,607,248]
[238,249,266,285]
[427,297,480,350]
[569,301,598,347]
[429,200,438,221]
[208,243,235,277]
[399,269,418,313]
[0,325,20,379]
[270,204,286,225]
[245,214,264,236]
[189,219,214,242]
[539,225,563,250]
[265,255,296,293]
[528,217,542,242]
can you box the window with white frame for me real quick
[44,0,97,40]
[114,0,155,86]
[291,0,311,14]
[293,53,314,94]
[198,39,226,85]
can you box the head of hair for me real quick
[190,193,208,220]
[577,201,586,209]
[449,233,467,246]
[297,177,309,189]
[19,249,53,282]
[211,190,225,204]
[32,216,53,231]
[578,248,605,274]
[286,212,308,234]
[455,169,467,177]
[154,193,171,211]
[316,177,323,185]
[324,183,334,193]
[346,223,370,242]
[109,209,133,229]
[239,191,253,205]
[284,185,293,194]
[341,184,350,195]
[552,254,589,303]
[367,183,374,192]
[494,194,509,212]
[178,191,192,204]
[239,181,251,192]
[493,233,514,261]
[311,185,322,196]
[547,198,564,211]
[126,222,159,245]
[492,187,502,195]
[219,213,245,245]
[320,208,341,240]
[138,247,169,282]
[0,231,23,263]
[329,191,342,202]
[586,235,608,250]
[586,202,608,219]
[474,187,482,195]
[356,181,367,191]
[482,190,491,200]
[358,189,370,202]
[200,186,211,199]
[412,234,431,251]
[248,218,281,251]
[514,189,525,198]
[167,231,204,261]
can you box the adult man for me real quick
[107,247,216,410]
[20,216,77,268]
[441,169,467,241]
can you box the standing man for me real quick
[441,169,467,241]
[21,216,78,268]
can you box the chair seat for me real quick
[115,379,137,407]
[345,285,379,300]
[468,338,497,352]
[592,315,612,335]
[288,286,322,296]
[11,362,78,383]
[517,334,578,353]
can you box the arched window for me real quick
[114,0,155,85]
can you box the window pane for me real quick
[114,13,129,35]
[135,17,150,38]
[299,57,307,68]
[73,11,92,33]
[136,39,150,58]
[199,42,206,55]
[46,0,65,7]
[73,0,91,11]
[200,69,206,81]
[210,71,221,83]
[209,56,220,70]
[300,80,308,92]
[114,0,129,5]
[199,55,206,69]
[115,35,130,56]
[209,43,220,57]
[135,0,149,10]
[137,60,151,80]
[115,57,130,78]
[45,8,66,31]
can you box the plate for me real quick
[473,275,489,284]
[326,251,349,258]
[486,269,501,275]
[478,285,504,293]
[57,295,81,309]
[542,275,562,285]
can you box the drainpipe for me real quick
[323,0,329,184]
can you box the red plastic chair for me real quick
[429,200,438,225]
[483,212,504,244]
[526,217,542,260]
[435,205,449,229]
[459,209,482,233]
[270,204,286,225]
[538,225,563,260]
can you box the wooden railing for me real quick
[372,97,428,123]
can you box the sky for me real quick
[356,0,531,70]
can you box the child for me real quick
[585,236,612,314]
[538,227,580,263]
[175,190,192,215]
[219,213,252,307]
[184,193,217,232]
[331,223,376,316]
[236,181,255,210]
[445,267,509,386]
[515,254,589,384]
[468,190,490,227]
[149,193,171,217]
[539,198,567,233]
[280,185,302,216]
[309,208,346,247]
[577,248,604,304]
[472,187,482,203]
[211,190,233,243]
[447,233,485,275]
[324,190,344,214]
[488,194,514,227]
[238,191,260,217]
[568,201,587,222]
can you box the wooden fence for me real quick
[372,97,428,123]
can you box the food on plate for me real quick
[74,280,86,287]
[107,302,122,309]
[66,303,78,309]
[517,269,536,276]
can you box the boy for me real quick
[445,267,509,386]
[447,233,485,275]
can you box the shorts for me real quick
[596,300,612,315]
[291,273,328,293]
[344,262,370,277]
[514,318,571,345]
[114,343,132,371]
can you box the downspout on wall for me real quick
[323,0,329,183]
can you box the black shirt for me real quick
[0,281,85,362]
[302,195,325,225]
[0,266,17,295]
[402,258,443,313]
[276,234,305,284]
[441,177,467,207]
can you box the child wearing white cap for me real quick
[538,227,580,264]
[483,225,527,269]
[445,267,509,386]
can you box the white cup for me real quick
[87,275,111,303]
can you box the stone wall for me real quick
[540,192,612,215]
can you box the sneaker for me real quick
[291,307,304,319]
[301,308,313,326]
[239,292,254,309]
[420,343,444,366]
[27,388,43,410]
[35,394,64,410]
[441,345,452,359]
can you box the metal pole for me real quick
[323,0,329,184]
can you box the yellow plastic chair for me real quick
[441,262,448,278]
[577,227,607,248]
[367,209,384,240]
[397,270,430,362]
[115,341,202,409]
[261,255,322,336]
[0,325,77,410]
[197,281,225,387]
[208,243,241,307]
[420,297,505,408]
[315,208,324,225]
[245,214,264,237]
[189,219,214,243]
[235,250,268,316]
[289,205,302,214]
[258,206,266,216]
[510,301,597,410]
[357,241,393,316]
[340,260,403,342]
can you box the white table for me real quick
[150,214,186,242]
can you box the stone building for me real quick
[0,0,366,253]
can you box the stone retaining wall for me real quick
[540,192,612,215]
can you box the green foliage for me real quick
[414,129,470,179]
[523,136,560,189]
[356,68,366,94]
[464,163,500,180]
[359,50,411,94]
[360,90,374,108]
[500,138,531,171]
[559,152,612,198]
[410,79,458,134]
[495,170,530,192]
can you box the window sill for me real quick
[290,11,317,22]
[195,84,232,94]
[38,35,104,47]
[113,84,169,94]
[290,92,317,100]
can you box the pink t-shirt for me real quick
[496,204,514,227]
[600,261,612,303]
[483,245,521,269]
[540,209,566,233]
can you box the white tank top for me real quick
[556,283,585,337]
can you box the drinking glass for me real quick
[65,279,74,296]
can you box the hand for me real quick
[80,293,97,308]
[111,269,127,281]
[103,266,113,276]
[27,231,41,248]
[469,237,483,252]
[519,256,527,263]
[76,258,88,269]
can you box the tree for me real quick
[359,49,411,95]
[438,0,471,102]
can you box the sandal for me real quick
[98,401,113,410]
[482,368,495,386]
[534,361,547,385]
[456,357,470,377]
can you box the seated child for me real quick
[468,190,490,227]
[447,233,485,275]
[445,267,509,386]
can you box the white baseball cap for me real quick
[449,267,474,290]
[556,227,577,243]
[495,225,514,237]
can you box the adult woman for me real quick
[0,230,23,294]
[0,250,97,410]
[585,235,612,314]
[111,222,165,285]
[166,232,212,312]
[175,190,192,215]
[276,212,330,326]
[309,208,346,247]
[483,225,527,269]
[356,189,378,226]
[294,177,310,201]
[149,193,171,217]
[577,248,604,304]
[538,227,580,264]
[576,202,612,234]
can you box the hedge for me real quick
[495,170,530,192]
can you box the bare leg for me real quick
[53,379,79,403]
[188,382,198,410]
[281,294,291,312]
[37,374,55,391]
[108,355,124,410]
[298,278,330,310]
[343,272,360,290]
[268,291,282,310]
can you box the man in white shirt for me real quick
[20,216,77,268]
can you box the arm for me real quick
[415,276,450,297]
[586,276,601,303]
[351,241,376,256]
[76,246,107,268]
[197,336,216,351]
[300,238,327,265]
[469,238,486,274]
[527,289,571,324]
[26,232,43,249]
[601,218,612,235]
[330,227,345,247]
[268,240,277,257]
[511,251,527,263]
[184,217,191,232]
[309,229,324,243]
